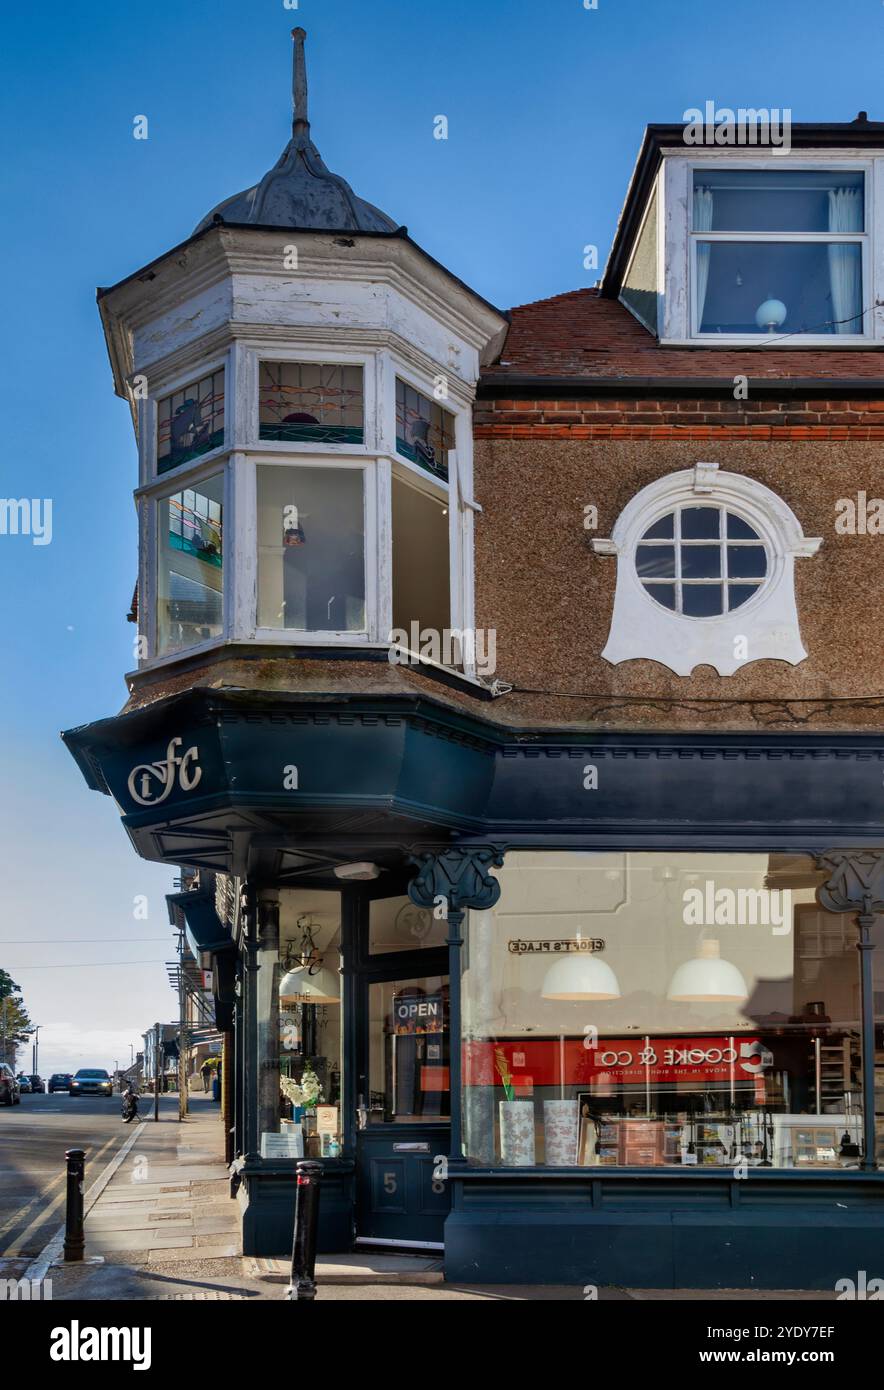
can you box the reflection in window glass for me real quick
[257,465,365,632]
[463,852,864,1169]
[637,505,766,617]
[368,977,449,1123]
[157,370,225,473]
[259,362,364,444]
[369,896,450,954]
[157,475,223,654]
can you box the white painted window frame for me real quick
[660,152,881,346]
[141,349,232,488]
[591,463,822,677]
[132,343,479,674]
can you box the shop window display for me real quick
[277,894,343,1159]
[462,851,871,1169]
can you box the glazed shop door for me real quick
[355,962,451,1248]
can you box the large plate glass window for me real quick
[257,463,365,632]
[259,362,364,444]
[278,892,343,1159]
[395,378,455,482]
[463,852,864,1170]
[692,169,865,337]
[157,474,223,655]
[157,369,225,473]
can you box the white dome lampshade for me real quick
[541,954,621,1001]
[755,297,787,331]
[280,963,340,1005]
[666,939,748,1003]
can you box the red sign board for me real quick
[463,1036,772,1088]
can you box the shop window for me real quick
[157,475,223,655]
[278,896,343,1159]
[256,464,365,633]
[157,369,225,473]
[395,378,454,482]
[592,463,822,675]
[259,362,364,444]
[691,169,866,338]
[462,851,865,1170]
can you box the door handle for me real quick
[357,1093,368,1131]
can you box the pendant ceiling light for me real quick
[279,963,340,1005]
[279,915,340,1004]
[666,938,748,1003]
[541,947,621,1001]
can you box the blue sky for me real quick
[1,0,881,1075]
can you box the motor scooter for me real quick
[121,1087,139,1123]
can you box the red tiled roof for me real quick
[482,289,884,382]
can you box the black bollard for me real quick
[63,1148,86,1262]
[286,1160,322,1300]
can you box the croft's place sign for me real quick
[508,938,605,955]
[127,737,202,807]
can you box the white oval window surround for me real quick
[592,463,822,676]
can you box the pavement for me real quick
[0,1095,843,1301]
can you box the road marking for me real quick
[24,1121,148,1284]
[0,1134,118,1255]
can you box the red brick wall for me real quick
[475,397,884,440]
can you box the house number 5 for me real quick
[384,1172,397,1193]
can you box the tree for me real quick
[0,970,33,1069]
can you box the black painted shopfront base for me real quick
[237,1161,355,1256]
[444,1170,884,1289]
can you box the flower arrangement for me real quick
[280,1067,324,1111]
[494,1046,515,1102]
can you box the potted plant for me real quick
[495,1047,535,1166]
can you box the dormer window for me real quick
[395,378,455,482]
[157,369,225,473]
[692,169,866,338]
[259,362,364,444]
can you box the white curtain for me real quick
[693,186,714,330]
[828,188,863,334]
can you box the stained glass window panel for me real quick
[259,362,364,444]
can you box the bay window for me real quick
[256,463,366,633]
[692,168,867,338]
[156,475,224,655]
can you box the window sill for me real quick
[660,336,876,349]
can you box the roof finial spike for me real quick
[291,27,309,137]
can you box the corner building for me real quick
[65,40,884,1286]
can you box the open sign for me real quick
[392,993,444,1034]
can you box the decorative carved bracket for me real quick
[816,850,884,919]
[407,846,504,917]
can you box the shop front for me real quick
[63,685,884,1287]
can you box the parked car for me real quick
[28,1075,45,1094]
[70,1068,113,1096]
[16,1073,32,1094]
[48,1073,73,1093]
[0,1064,21,1105]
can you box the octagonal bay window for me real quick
[138,347,475,672]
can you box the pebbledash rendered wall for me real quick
[470,433,884,732]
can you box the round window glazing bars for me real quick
[634,504,768,618]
